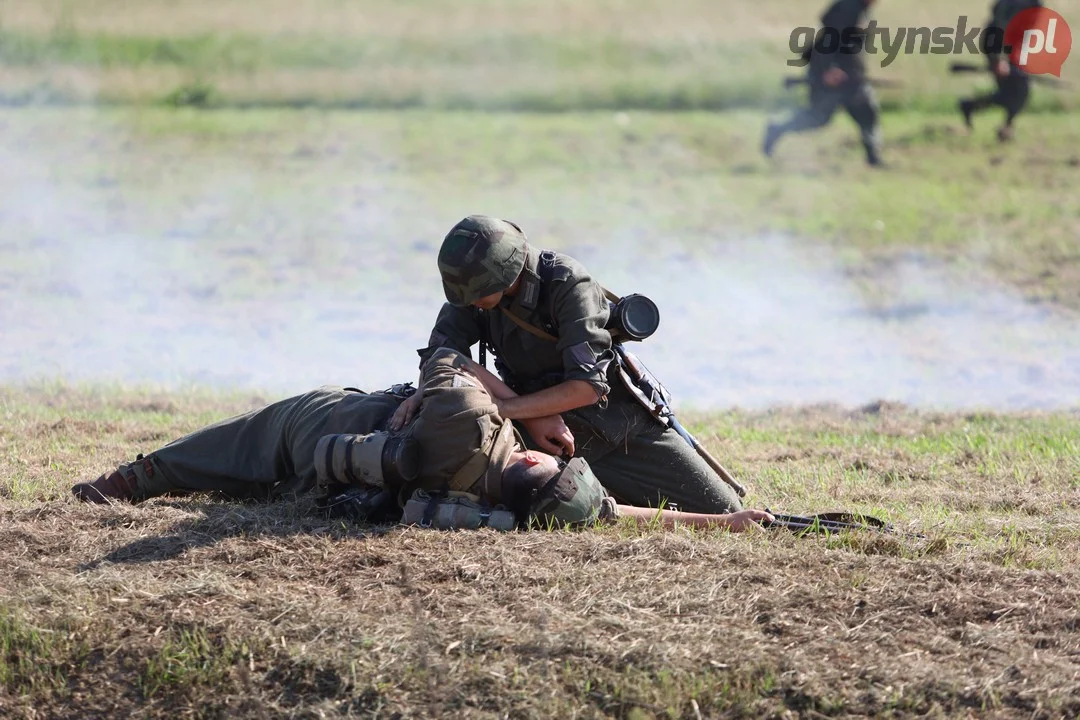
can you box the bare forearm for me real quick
[496,380,598,420]
[461,358,519,401]
[616,506,773,532]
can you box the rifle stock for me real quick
[783,76,903,90]
[949,61,1072,88]
[764,510,923,538]
[949,62,984,74]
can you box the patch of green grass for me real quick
[0,607,88,696]
[139,626,250,699]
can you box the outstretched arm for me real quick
[616,506,774,532]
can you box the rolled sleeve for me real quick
[417,303,482,369]
[549,273,614,399]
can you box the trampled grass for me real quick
[1,386,1079,717]
[0,0,1077,111]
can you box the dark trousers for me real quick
[133,389,403,501]
[774,81,882,164]
[963,74,1031,126]
[545,381,744,515]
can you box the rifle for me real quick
[764,510,923,538]
[782,76,904,90]
[950,62,1073,88]
[613,345,748,498]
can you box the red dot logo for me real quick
[1005,7,1072,76]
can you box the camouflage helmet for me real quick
[438,215,528,306]
[528,457,607,529]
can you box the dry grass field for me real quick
[1,387,1078,718]
[2,1,1080,718]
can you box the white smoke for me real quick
[2,110,1078,410]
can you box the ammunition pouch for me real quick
[314,431,421,490]
[316,485,400,524]
[401,489,517,531]
[613,347,673,423]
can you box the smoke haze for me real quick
[2,109,1078,411]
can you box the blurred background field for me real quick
[0,0,1077,111]
[3,107,1079,406]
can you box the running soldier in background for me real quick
[763,0,883,167]
[960,0,1044,142]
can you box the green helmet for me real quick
[438,215,528,306]
[529,457,608,529]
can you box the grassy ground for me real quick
[1,386,1078,718]
[3,1,1079,716]
[0,0,1077,111]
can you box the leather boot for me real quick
[959,99,975,130]
[72,467,139,504]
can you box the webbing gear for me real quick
[402,489,518,531]
[383,382,417,400]
[314,432,421,490]
[493,250,658,345]
[501,307,557,342]
[613,346,748,498]
[447,418,516,495]
[316,485,399,524]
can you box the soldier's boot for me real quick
[959,99,976,130]
[862,131,885,169]
[762,122,785,158]
[997,125,1015,143]
[72,467,139,504]
[960,96,994,132]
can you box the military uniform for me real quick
[424,218,744,515]
[111,388,406,502]
[960,0,1042,139]
[764,0,882,166]
[407,347,518,498]
[75,346,610,527]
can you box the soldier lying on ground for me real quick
[72,347,773,532]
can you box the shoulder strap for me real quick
[449,450,491,491]
[500,307,558,342]
[503,249,619,344]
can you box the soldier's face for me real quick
[471,291,504,310]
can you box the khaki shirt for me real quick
[419,245,615,399]
[408,347,517,500]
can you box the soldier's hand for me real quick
[389,392,422,431]
[725,509,775,532]
[823,67,848,88]
[521,415,575,457]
